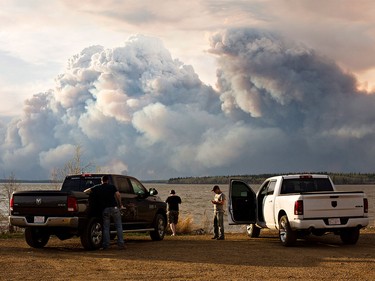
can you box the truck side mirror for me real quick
[149,188,158,196]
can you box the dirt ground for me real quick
[0,228,374,281]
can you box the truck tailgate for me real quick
[302,191,366,218]
[12,190,72,216]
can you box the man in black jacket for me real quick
[84,175,125,249]
[165,190,182,236]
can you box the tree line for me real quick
[168,172,375,185]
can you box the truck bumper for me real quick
[9,216,79,228]
[289,217,369,230]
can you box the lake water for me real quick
[1,183,374,233]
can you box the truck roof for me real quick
[267,174,330,180]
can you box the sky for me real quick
[1,0,375,180]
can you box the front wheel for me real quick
[279,215,297,247]
[25,227,50,248]
[340,228,360,245]
[246,224,261,238]
[80,218,103,250]
[150,214,166,241]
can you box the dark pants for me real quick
[213,211,224,238]
[102,207,124,248]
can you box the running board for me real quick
[110,228,154,234]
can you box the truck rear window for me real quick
[281,178,333,194]
[62,177,102,192]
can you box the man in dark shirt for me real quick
[84,175,125,249]
[165,190,182,236]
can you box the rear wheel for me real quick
[25,227,50,248]
[80,218,103,250]
[340,228,360,245]
[150,214,166,241]
[279,215,297,247]
[246,224,261,238]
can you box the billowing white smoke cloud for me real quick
[1,29,375,180]
[0,34,228,179]
[209,28,375,172]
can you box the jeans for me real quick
[102,207,124,248]
[213,211,225,238]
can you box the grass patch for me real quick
[0,232,24,239]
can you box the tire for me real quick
[278,215,297,247]
[150,214,166,241]
[246,224,261,238]
[25,227,50,248]
[80,218,103,250]
[340,228,360,245]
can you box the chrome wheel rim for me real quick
[92,222,102,245]
[157,218,165,237]
[279,218,287,243]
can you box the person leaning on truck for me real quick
[211,185,226,240]
[84,175,125,250]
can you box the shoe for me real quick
[171,233,175,236]
[217,237,225,240]
[117,244,127,250]
[211,236,218,239]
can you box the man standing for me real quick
[211,185,226,240]
[165,189,182,236]
[84,175,125,250]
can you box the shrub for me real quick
[175,215,194,234]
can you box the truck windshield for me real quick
[281,178,334,194]
[62,177,102,192]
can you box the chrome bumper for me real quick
[9,216,79,228]
[290,217,369,230]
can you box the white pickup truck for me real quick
[228,174,369,246]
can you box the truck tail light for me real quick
[294,200,304,215]
[10,195,14,212]
[364,198,368,214]
[67,196,78,212]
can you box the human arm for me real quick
[84,188,92,194]
[115,191,123,208]
[211,200,224,205]
[211,194,225,205]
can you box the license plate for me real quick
[328,218,341,225]
[34,216,45,223]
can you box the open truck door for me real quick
[228,179,257,225]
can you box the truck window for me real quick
[281,178,334,194]
[115,177,132,193]
[259,181,268,196]
[129,178,147,195]
[267,181,276,195]
[62,177,101,192]
[231,181,251,197]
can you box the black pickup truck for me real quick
[9,173,167,250]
